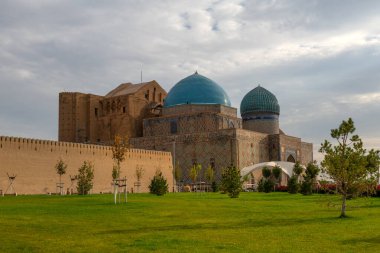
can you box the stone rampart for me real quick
[0,136,173,195]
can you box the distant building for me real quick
[59,81,166,144]
[59,72,313,183]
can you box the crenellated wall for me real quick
[0,136,173,195]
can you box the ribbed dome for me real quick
[163,72,231,107]
[240,86,280,116]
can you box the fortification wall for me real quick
[0,136,173,195]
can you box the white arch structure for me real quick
[240,161,305,179]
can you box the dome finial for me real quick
[195,70,198,74]
[258,84,261,87]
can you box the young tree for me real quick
[300,161,320,195]
[204,165,215,192]
[112,134,129,200]
[221,165,243,198]
[149,169,168,196]
[292,161,304,182]
[320,118,380,218]
[189,163,201,191]
[261,167,274,193]
[55,158,67,195]
[272,166,282,188]
[112,134,129,179]
[76,161,95,195]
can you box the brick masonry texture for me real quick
[0,136,173,194]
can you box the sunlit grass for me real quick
[0,193,379,252]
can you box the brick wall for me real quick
[0,136,173,194]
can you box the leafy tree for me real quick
[55,158,67,195]
[272,166,282,186]
[262,167,272,179]
[205,165,215,192]
[293,161,304,182]
[204,165,215,183]
[300,161,320,195]
[77,161,94,195]
[261,167,277,193]
[287,176,299,194]
[221,165,243,198]
[112,134,129,179]
[189,163,202,191]
[149,170,168,196]
[320,118,380,218]
[288,162,304,194]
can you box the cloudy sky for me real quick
[1,0,380,161]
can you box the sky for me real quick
[1,0,380,161]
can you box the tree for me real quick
[320,118,380,218]
[288,162,304,194]
[204,165,215,192]
[261,167,274,193]
[112,134,129,179]
[287,176,299,194]
[55,158,67,195]
[112,135,129,201]
[292,161,304,182]
[272,166,282,188]
[76,161,94,195]
[221,165,243,198]
[300,161,320,195]
[149,170,168,196]
[189,163,201,191]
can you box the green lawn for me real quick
[0,192,379,253]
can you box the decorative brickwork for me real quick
[59,81,167,144]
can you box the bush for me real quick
[300,180,313,195]
[211,181,219,192]
[149,171,168,196]
[257,178,264,192]
[77,161,94,195]
[287,176,299,194]
[221,165,243,198]
[263,180,275,193]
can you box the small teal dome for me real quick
[164,72,231,107]
[240,86,280,116]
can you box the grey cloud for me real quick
[0,0,379,159]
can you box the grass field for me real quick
[0,192,379,253]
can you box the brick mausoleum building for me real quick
[59,72,313,183]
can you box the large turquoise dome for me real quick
[163,72,231,107]
[240,86,280,116]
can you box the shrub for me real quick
[263,180,275,193]
[257,178,264,192]
[287,176,299,194]
[211,181,219,192]
[221,165,243,198]
[77,161,94,195]
[300,180,313,195]
[149,171,168,196]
